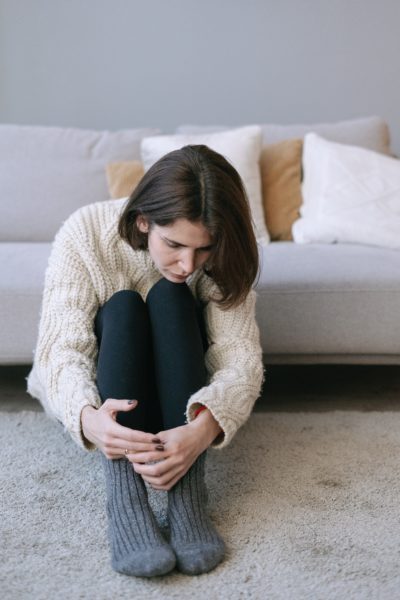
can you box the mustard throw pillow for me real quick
[106,160,145,198]
[260,139,303,241]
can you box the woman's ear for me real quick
[136,215,149,233]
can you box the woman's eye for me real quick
[164,239,211,252]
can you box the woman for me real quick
[27,144,264,578]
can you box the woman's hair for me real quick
[118,144,259,309]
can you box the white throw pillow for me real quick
[0,124,161,242]
[292,133,400,249]
[140,125,269,245]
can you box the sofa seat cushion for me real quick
[3,240,400,363]
[255,242,400,356]
[0,243,50,363]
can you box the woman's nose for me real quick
[179,251,195,274]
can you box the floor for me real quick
[2,364,400,413]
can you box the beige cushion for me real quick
[107,143,303,242]
[106,160,145,198]
[260,139,303,241]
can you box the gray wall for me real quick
[1,0,400,153]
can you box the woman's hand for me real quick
[81,399,164,459]
[129,409,223,491]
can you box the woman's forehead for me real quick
[154,219,213,247]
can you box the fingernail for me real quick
[152,438,161,443]
[127,400,137,405]
[155,445,164,451]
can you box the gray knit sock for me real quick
[101,455,176,577]
[167,451,225,575]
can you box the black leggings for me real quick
[94,278,208,434]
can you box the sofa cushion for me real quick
[0,125,160,242]
[176,116,392,155]
[260,139,303,241]
[106,160,145,198]
[2,240,400,363]
[255,242,400,357]
[140,125,269,245]
[292,134,400,249]
[0,243,51,363]
[109,140,304,243]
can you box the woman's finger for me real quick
[132,456,176,478]
[102,398,138,412]
[106,420,162,445]
[100,399,160,444]
[141,464,184,488]
[100,447,126,460]
[127,450,168,464]
[104,439,165,453]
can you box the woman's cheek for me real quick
[197,252,210,268]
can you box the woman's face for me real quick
[137,217,214,283]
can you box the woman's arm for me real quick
[31,208,165,456]
[185,288,264,448]
[30,219,102,449]
[187,405,224,445]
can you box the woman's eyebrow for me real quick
[163,235,214,250]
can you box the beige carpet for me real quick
[2,409,400,600]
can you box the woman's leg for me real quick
[146,279,225,575]
[94,290,175,577]
[95,289,163,433]
[146,278,207,429]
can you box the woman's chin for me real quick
[166,272,187,283]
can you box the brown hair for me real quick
[118,144,259,309]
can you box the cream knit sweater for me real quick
[27,198,264,452]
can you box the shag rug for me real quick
[2,410,400,600]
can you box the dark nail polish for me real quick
[155,445,164,451]
[152,438,161,443]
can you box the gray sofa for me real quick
[1,117,399,365]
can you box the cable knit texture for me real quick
[101,455,176,577]
[26,197,264,451]
[168,451,226,574]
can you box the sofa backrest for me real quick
[176,116,392,156]
[0,125,160,242]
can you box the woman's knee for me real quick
[105,289,143,307]
[100,290,146,325]
[147,277,194,306]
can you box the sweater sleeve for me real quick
[27,218,102,451]
[185,287,264,449]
